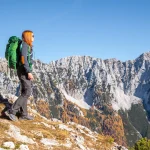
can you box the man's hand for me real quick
[28,73,34,80]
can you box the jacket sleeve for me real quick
[21,42,31,73]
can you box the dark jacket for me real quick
[20,41,33,73]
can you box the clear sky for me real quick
[0,0,150,64]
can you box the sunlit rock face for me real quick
[33,52,150,111]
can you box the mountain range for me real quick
[1,52,150,148]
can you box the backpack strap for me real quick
[28,46,32,71]
[28,46,30,66]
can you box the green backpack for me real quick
[5,36,22,70]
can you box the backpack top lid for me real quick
[8,36,21,43]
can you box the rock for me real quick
[77,143,86,150]
[3,141,15,149]
[6,124,35,144]
[40,138,59,146]
[51,118,62,123]
[61,138,72,148]
[58,124,74,132]
[41,122,55,129]
[111,143,128,150]
[18,144,29,150]
[76,135,84,144]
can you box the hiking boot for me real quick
[19,115,34,120]
[5,111,17,121]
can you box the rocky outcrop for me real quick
[0,103,127,150]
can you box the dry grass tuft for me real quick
[95,134,114,149]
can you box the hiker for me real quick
[5,30,34,121]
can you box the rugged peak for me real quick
[136,51,150,61]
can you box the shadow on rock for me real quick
[0,94,12,118]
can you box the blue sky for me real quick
[0,0,150,64]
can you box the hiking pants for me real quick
[10,66,31,116]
